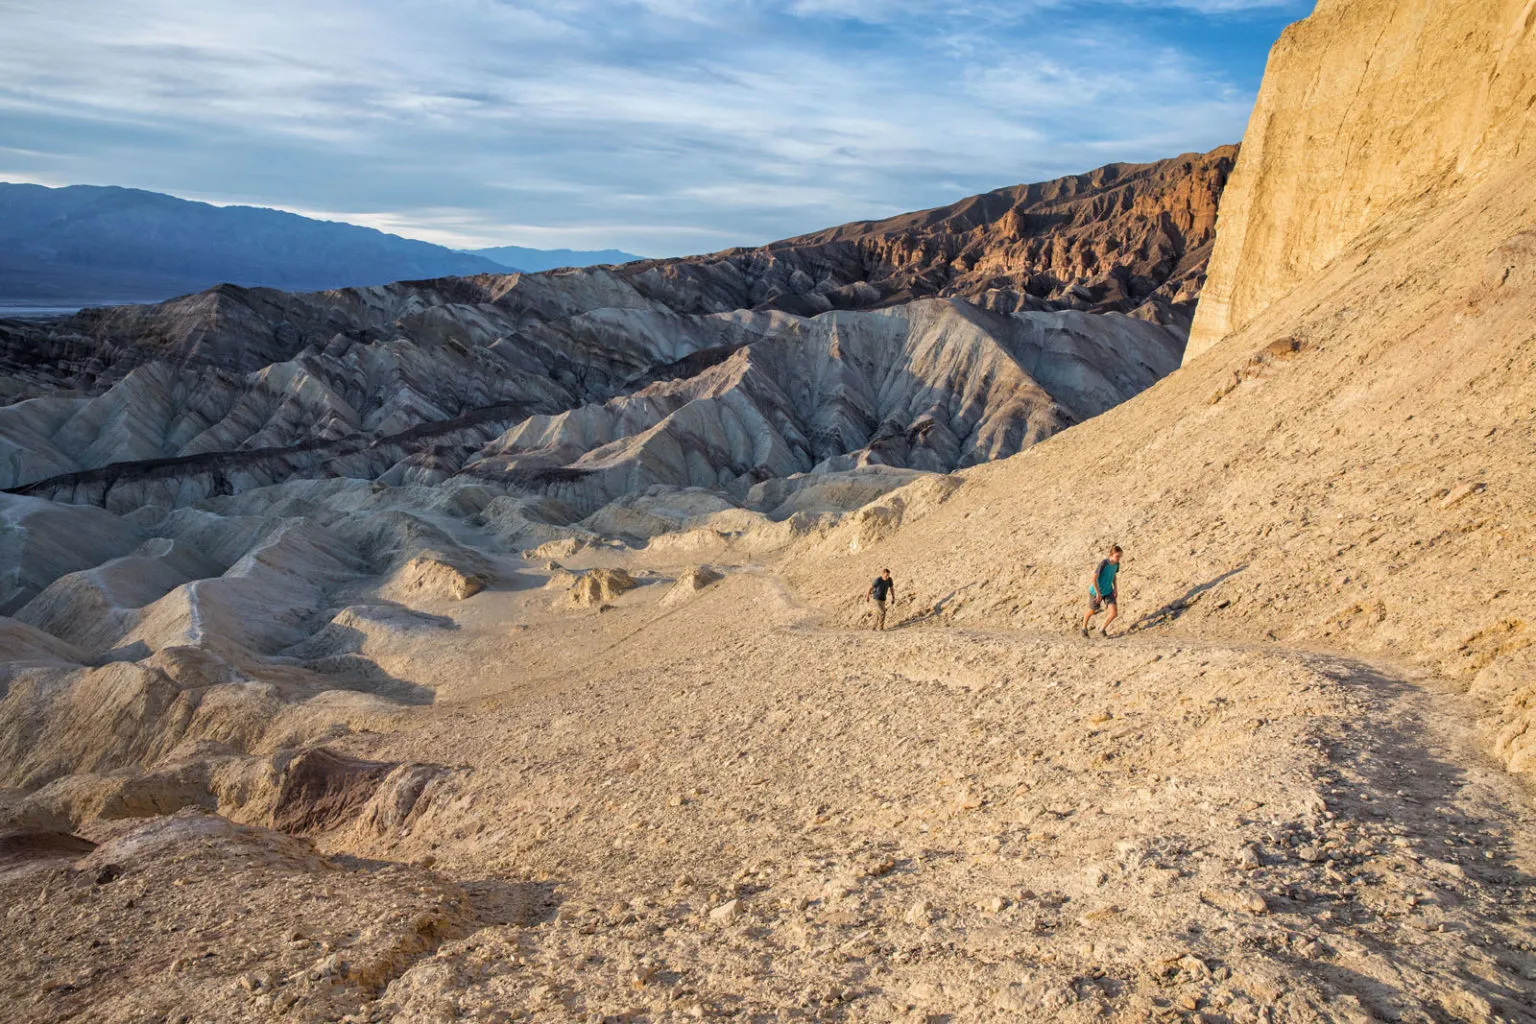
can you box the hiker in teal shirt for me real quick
[1081,544,1123,638]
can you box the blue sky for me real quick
[0,0,1312,256]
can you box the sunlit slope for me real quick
[1187,0,1536,360]
[786,0,1536,774]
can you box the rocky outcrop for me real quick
[1186,0,1536,361]
[379,555,492,604]
[762,147,1236,328]
[558,568,638,609]
[661,566,723,607]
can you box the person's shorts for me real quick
[1088,591,1116,611]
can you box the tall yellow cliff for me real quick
[1185,0,1536,363]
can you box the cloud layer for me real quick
[0,0,1310,255]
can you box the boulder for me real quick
[565,568,638,609]
[661,566,724,607]
[380,555,490,603]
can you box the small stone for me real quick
[986,895,1008,913]
[1040,985,1075,1010]
[1236,844,1262,870]
[907,981,941,1006]
[1440,482,1484,508]
[1178,954,1211,979]
[1425,858,1468,880]
[905,900,933,925]
[708,899,741,925]
[93,864,124,885]
[1084,864,1109,887]
[994,984,1031,1012]
[1297,845,1323,863]
[1079,905,1122,924]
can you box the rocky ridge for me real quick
[0,150,1227,522]
[635,147,1236,329]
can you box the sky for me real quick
[0,0,1313,257]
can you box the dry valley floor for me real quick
[4,559,1532,1023]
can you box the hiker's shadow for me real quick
[1129,564,1248,632]
[896,584,978,628]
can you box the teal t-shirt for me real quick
[1093,559,1119,598]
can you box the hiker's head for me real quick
[1109,544,1123,563]
[881,568,892,579]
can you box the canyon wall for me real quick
[1186,0,1536,361]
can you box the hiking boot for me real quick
[1080,627,1090,638]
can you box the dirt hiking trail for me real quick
[362,565,1536,1023]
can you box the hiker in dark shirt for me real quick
[866,569,896,631]
[1081,544,1123,638]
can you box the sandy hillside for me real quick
[784,0,1536,778]
[3,0,1536,1022]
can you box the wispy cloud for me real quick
[0,0,1311,254]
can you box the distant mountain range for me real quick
[467,245,643,273]
[0,183,640,307]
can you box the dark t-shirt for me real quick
[871,576,894,601]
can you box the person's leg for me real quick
[1101,601,1118,634]
[875,600,886,631]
